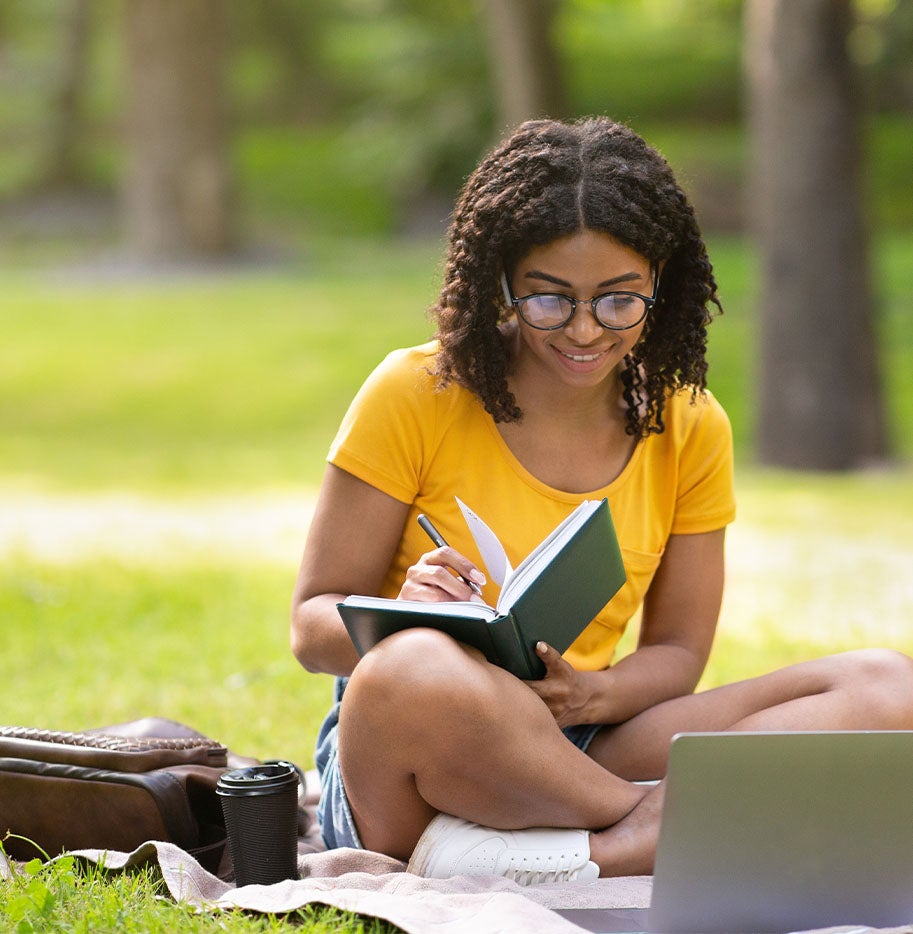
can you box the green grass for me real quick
[0,555,329,765]
[3,232,912,495]
[2,232,913,930]
[0,851,398,933]
[0,237,443,493]
[710,467,913,680]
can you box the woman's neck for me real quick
[498,345,636,493]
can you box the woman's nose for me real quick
[562,301,604,343]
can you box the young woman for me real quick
[291,117,913,882]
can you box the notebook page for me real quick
[455,496,513,587]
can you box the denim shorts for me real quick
[314,677,603,851]
[314,678,363,850]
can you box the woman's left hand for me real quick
[524,641,595,728]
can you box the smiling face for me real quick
[506,229,653,397]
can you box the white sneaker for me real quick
[407,812,599,885]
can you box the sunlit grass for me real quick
[0,550,332,768]
[3,233,911,493]
[0,238,443,494]
[708,466,913,683]
[0,849,399,933]
[2,232,912,932]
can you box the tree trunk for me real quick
[254,0,336,121]
[42,0,92,190]
[123,0,234,259]
[483,0,568,130]
[39,0,91,189]
[745,0,887,469]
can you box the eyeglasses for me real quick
[501,265,659,332]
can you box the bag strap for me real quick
[0,727,228,772]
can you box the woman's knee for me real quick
[344,628,491,718]
[340,628,525,776]
[838,648,913,724]
[838,647,913,684]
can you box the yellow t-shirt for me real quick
[329,341,736,671]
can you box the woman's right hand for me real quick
[398,547,486,603]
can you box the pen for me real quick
[416,514,485,597]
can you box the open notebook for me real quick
[338,497,624,679]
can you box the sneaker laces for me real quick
[504,851,589,885]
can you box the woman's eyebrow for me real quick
[522,270,645,289]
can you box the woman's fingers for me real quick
[399,547,486,602]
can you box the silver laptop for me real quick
[555,731,913,934]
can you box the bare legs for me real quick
[337,633,913,873]
[588,647,913,780]
[591,648,913,874]
[338,628,646,859]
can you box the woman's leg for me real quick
[337,628,647,860]
[587,648,913,875]
[340,639,913,871]
[588,648,913,780]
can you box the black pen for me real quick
[416,514,485,597]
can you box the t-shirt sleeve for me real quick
[670,391,736,535]
[327,346,435,504]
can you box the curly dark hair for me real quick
[431,117,721,437]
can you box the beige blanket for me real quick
[32,841,913,934]
[54,840,651,933]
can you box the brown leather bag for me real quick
[0,723,231,873]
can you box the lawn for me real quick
[2,232,912,931]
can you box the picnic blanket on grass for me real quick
[44,840,653,933]
[4,762,912,933]
[10,840,912,934]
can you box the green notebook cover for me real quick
[337,498,625,679]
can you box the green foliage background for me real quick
[2,0,912,237]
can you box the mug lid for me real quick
[216,763,298,795]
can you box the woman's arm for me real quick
[290,465,411,676]
[292,462,491,676]
[529,527,726,726]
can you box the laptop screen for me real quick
[648,731,913,934]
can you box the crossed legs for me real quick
[338,628,647,860]
[337,629,913,874]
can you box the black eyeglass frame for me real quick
[501,264,660,332]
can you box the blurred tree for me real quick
[482,0,568,128]
[745,0,887,469]
[872,0,913,111]
[326,0,566,231]
[123,0,234,259]
[324,0,493,232]
[39,0,92,190]
[231,0,339,123]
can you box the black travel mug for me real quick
[216,762,300,886]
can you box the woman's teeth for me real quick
[560,350,601,362]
